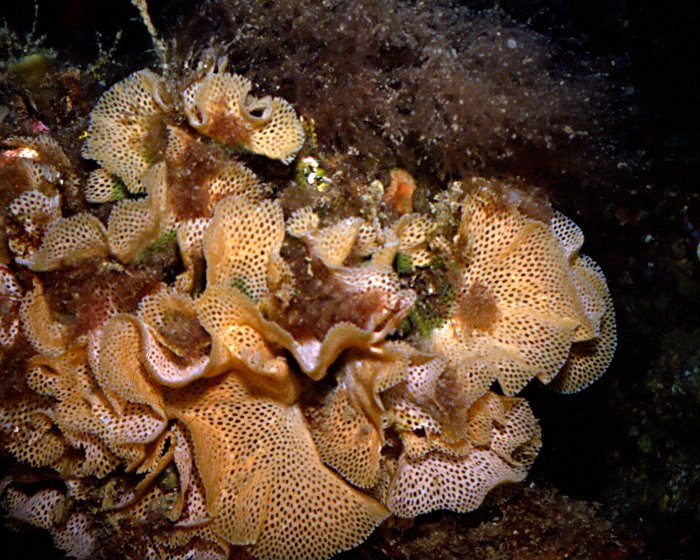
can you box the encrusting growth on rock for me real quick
[0,61,616,560]
[81,69,171,194]
[183,63,306,164]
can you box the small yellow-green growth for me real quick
[8,51,55,85]
[230,276,253,300]
[110,176,128,201]
[394,252,414,275]
[137,227,178,263]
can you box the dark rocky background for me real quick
[1,1,698,558]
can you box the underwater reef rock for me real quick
[0,54,616,560]
[363,482,643,560]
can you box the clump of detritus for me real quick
[173,0,616,186]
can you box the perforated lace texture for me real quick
[1,62,617,560]
[82,69,169,193]
[165,374,389,560]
